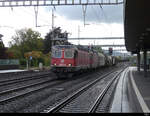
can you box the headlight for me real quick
[68,64,72,66]
[54,63,56,66]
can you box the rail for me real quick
[42,67,126,113]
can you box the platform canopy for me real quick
[124,0,150,53]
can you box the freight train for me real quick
[51,45,117,78]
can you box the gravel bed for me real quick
[0,76,55,92]
[0,70,55,82]
[18,72,102,112]
[59,71,118,113]
[0,79,64,113]
[0,78,59,101]
[0,67,109,112]
[0,63,127,113]
[18,67,118,113]
[95,73,121,113]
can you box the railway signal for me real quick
[109,48,113,55]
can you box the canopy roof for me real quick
[124,0,150,53]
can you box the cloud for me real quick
[53,4,123,24]
[0,5,124,47]
[0,7,51,46]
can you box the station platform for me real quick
[0,69,27,74]
[110,66,150,113]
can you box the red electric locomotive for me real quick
[51,45,90,78]
[51,45,110,78]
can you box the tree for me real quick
[6,50,15,59]
[24,51,42,59]
[0,38,4,48]
[0,38,7,59]
[43,27,70,54]
[93,45,103,53]
[24,51,43,67]
[9,28,44,59]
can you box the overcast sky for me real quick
[0,3,125,51]
[54,4,123,23]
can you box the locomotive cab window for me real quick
[64,49,74,58]
[52,50,62,58]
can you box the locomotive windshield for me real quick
[52,49,62,58]
[52,45,76,58]
[64,49,74,58]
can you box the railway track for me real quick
[0,73,53,87]
[0,69,101,106]
[42,67,126,113]
[0,63,128,112]
[0,74,63,104]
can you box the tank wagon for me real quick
[51,45,117,78]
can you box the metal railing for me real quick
[0,59,19,65]
[0,0,124,7]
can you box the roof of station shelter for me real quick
[124,0,150,53]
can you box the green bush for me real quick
[30,58,45,67]
[19,53,51,68]
[44,57,50,66]
[19,59,26,66]
[38,58,44,65]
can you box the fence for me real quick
[0,59,19,65]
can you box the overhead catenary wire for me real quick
[82,5,87,27]
[34,5,38,27]
[91,5,101,22]
[89,4,115,50]
[90,5,109,33]
[14,7,51,26]
[98,3,112,36]
[98,3,125,51]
